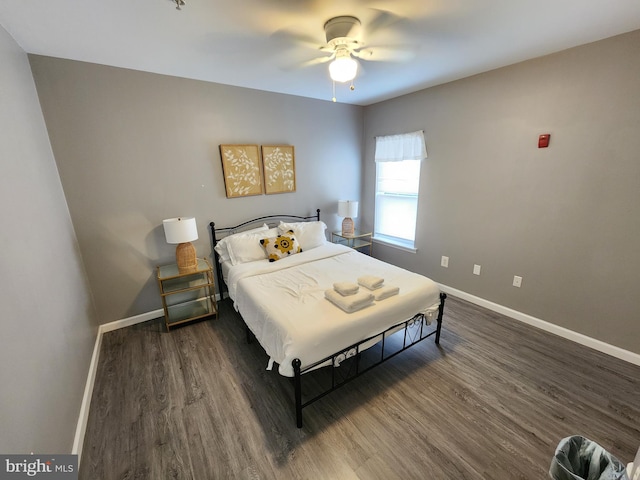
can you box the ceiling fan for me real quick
[290,14,416,101]
[322,16,364,83]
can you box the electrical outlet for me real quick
[513,275,522,288]
[441,256,449,268]
[473,264,481,275]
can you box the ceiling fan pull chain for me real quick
[332,80,337,103]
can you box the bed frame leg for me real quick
[293,358,303,428]
[436,293,447,344]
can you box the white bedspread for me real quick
[227,243,441,377]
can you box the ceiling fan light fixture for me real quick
[329,51,358,83]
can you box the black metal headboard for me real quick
[209,209,321,299]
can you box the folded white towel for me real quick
[358,275,385,290]
[333,282,359,296]
[373,285,399,301]
[325,289,374,313]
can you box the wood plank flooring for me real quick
[80,296,640,479]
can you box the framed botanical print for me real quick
[261,145,296,195]
[219,145,263,198]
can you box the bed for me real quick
[209,210,446,427]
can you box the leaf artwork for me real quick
[262,146,296,194]
[220,145,263,198]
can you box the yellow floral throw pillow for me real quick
[260,230,302,262]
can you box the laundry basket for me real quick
[549,435,629,480]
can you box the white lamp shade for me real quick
[163,217,198,244]
[329,53,358,83]
[338,200,358,218]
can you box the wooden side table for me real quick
[331,230,373,255]
[156,258,217,331]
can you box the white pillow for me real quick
[227,228,278,265]
[214,224,268,264]
[278,221,327,251]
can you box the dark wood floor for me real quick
[80,296,640,479]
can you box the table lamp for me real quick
[338,200,358,236]
[163,217,198,273]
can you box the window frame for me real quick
[373,131,427,252]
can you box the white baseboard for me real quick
[99,308,165,333]
[438,283,640,367]
[71,325,103,460]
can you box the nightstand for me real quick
[156,258,218,331]
[331,230,373,255]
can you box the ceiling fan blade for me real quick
[300,54,334,68]
[353,45,417,63]
[270,28,325,51]
[365,8,406,38]
[280,52,334,71]
[271,25,334,71]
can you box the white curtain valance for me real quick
[374,130,427,162]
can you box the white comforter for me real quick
[227,243,441,377]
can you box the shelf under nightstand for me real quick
[156,258,218,331]
[331,230,373,255]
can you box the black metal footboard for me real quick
[292,292,447,428]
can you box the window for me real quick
[375,160,421,247]
[374,131,426,250]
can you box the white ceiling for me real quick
[1,0,640,106]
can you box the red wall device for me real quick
[538,134,550,148]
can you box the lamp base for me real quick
[176,242,197,274]
[341,217,354,237]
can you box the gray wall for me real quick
[0,26,98,453]
[29,56,363,324]
[363,30,640,354]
